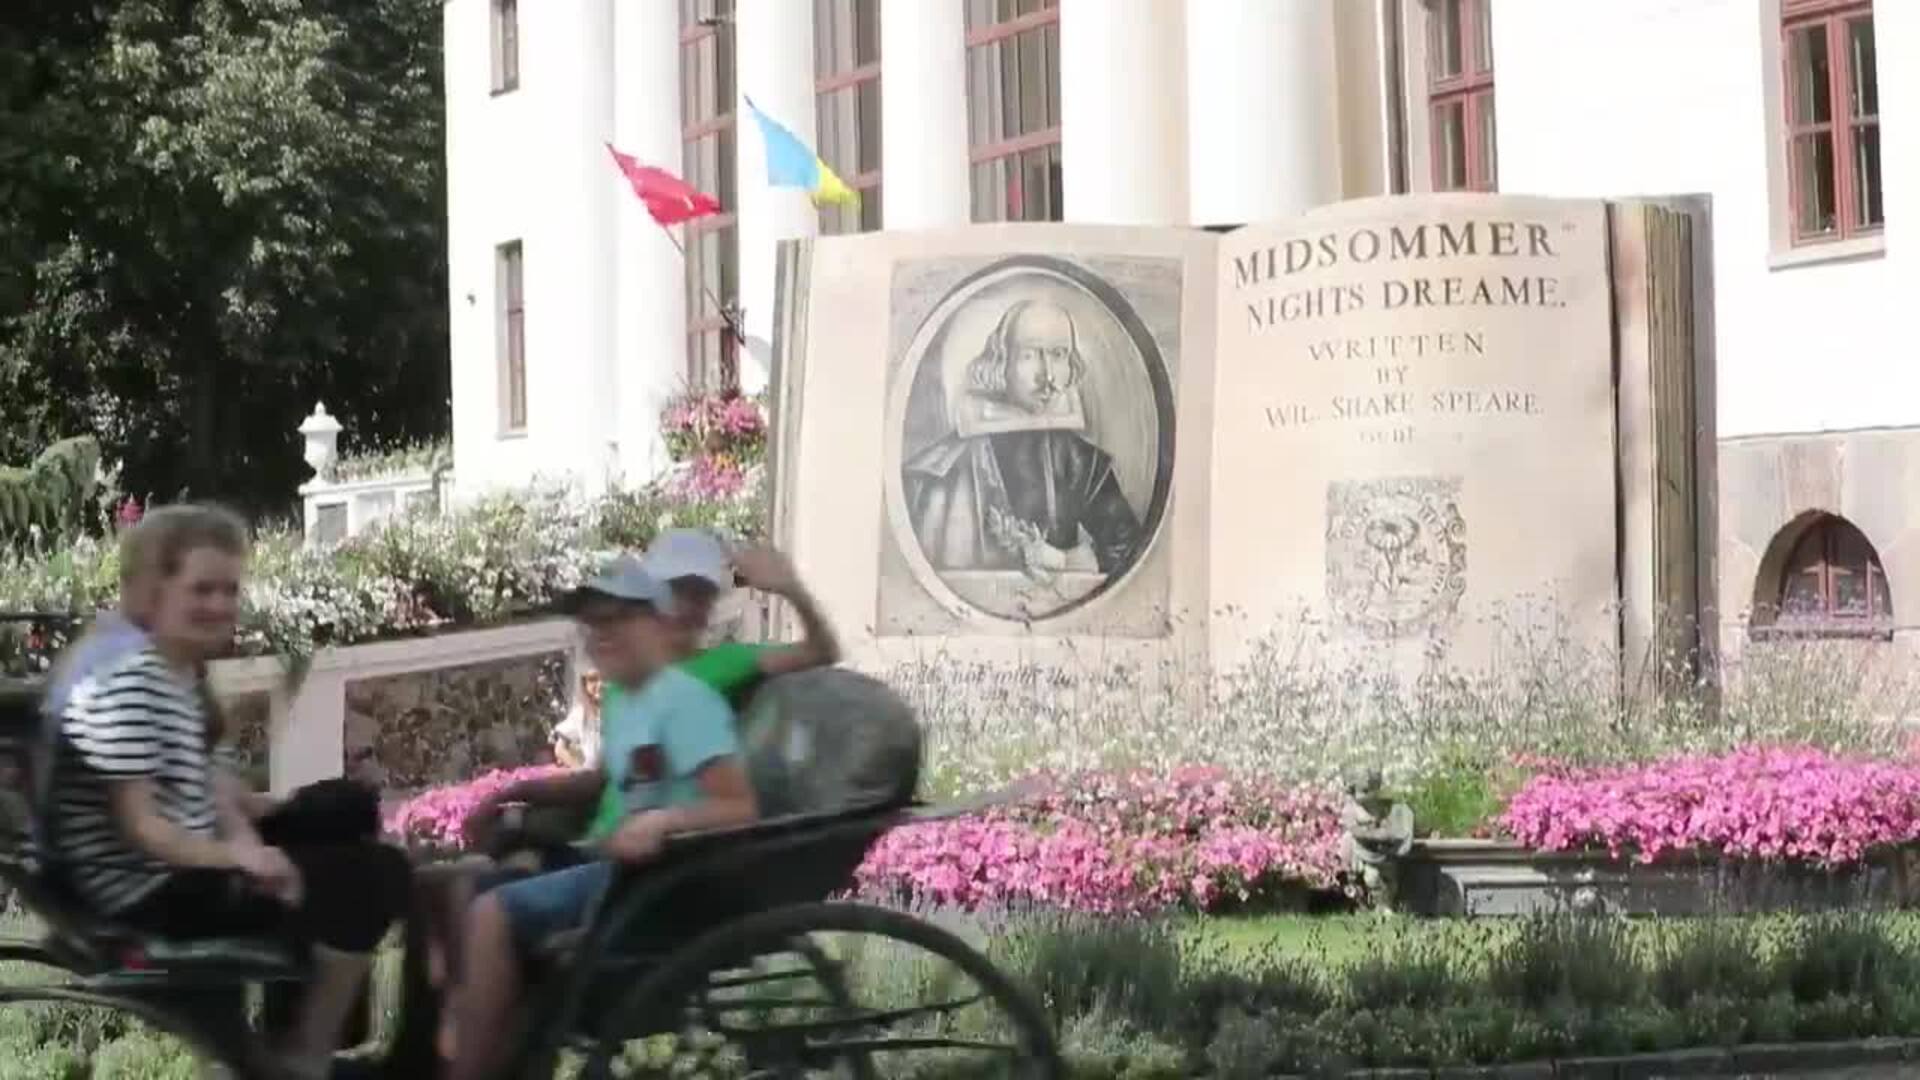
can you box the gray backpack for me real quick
[736,667,923,819]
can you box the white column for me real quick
[1059,0,1189,225]
[612,0,688,485]
[734,0,819,393]
[541,0,619,490]
[273,672,346,795]
[880,0,970,229]
[1187,0,1340,226]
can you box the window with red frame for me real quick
[1782,0,1881,243]
[965,0,1061,223]
[815,0,882,235]
[1427,0,1495,192]
[682,0,740,392]
[1772,514,1894,635]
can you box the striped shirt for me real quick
[54,647,219,914]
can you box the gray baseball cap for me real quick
[558,553,677,616]
[640,528,736,591]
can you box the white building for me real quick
[444,0,1915,648]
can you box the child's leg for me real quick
[444,861,610,1080]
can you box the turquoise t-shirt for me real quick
[597,666,741,830]
[583,644,772,842]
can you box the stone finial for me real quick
[299,403,343,478]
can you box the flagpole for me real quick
[653,221,749,351]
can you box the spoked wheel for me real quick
[0,984,252,1078]
[568,902,1062,1080]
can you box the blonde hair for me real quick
[46,503,251,741]
[118,503,250,589]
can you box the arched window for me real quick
[1772,514,1893,633]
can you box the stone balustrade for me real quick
[296,402,452,547]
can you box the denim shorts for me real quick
[490,859,615,955]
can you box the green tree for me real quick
[0,0,448,517]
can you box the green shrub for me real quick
[1003,916,1187,1034]
[1776,912,1920,1004]
[1649,917,1774,1008]
[993,911,1920,1074]
[1343,935,1469,1010]
[1747,990,1800,1043]
[1059,1002,1187,1080]
[1392,752,1529,838]
[1204,1008,1294,1080]
[0,436,103,553]
[1484,913,1644,1008]
[86,1032,203,1079]
[1792,994,1878,1042]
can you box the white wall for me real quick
[445,0,626,500]
[1491,0,1920,440]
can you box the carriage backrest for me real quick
[0,678,43,863]
[734,667,923,820]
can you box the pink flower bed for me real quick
[1498,747,1920,867]
[383,765,570,851]
[850,767,1347,915]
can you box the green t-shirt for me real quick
[581,643,774,842]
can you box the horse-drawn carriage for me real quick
[0,669,1063,1078]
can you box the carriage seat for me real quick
[521,666,926,963]
[0,677,302,980]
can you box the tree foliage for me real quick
[0,0,449,517]
[0,436,102,549]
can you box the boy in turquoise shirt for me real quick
[577,530,841,844]
[444,535,840,1076]
[446,555,756,1080]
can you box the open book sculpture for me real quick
[767,193,1716,687]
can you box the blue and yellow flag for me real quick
[744,96,859,207]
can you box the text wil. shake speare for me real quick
[1230,218,1572,332]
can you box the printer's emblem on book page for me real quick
[1325,476,1467,640]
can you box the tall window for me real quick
[1772,514,1893,634]
[496,240,527,434]
[681,0,739,392]
[815,0,882,235]
[1427,0,1495,192]
[1782,0,1880,244]
[965,0,1061,223]
[490,0,519,94]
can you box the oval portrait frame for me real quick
[882,254,1178,626]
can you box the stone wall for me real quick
[345,651,569,794]
[216,651,571,798]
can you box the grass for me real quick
[1185,911,1920,974]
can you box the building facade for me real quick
[443,0,1918,651]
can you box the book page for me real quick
[1210,194,1619,676]
[769,225,1220,672]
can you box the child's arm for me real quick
[463,768,604,846]
[732,546,841,676]
[604,759,756,863]
[492,768,604,809]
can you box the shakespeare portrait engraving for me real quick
[1325,475,1467,640]
[882,256,1178,626]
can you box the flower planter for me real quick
[1395,838,1920,917]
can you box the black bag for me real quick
[255,777,382,848]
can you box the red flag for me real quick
[605,143,721,226]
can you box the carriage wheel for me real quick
[0,984,253,1078]
[571,901,1062,1079]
